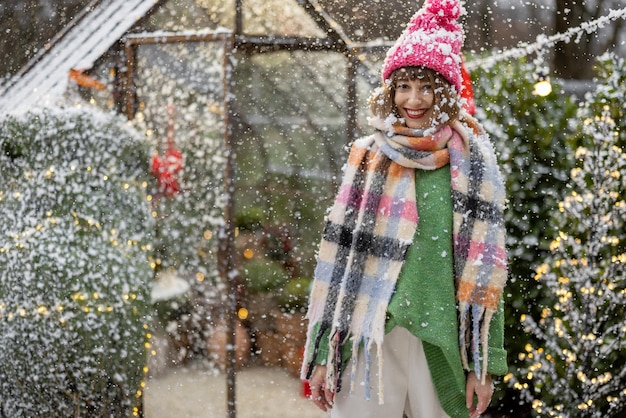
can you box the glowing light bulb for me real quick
[533,78,552,96]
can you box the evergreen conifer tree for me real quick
[508,53,626,418]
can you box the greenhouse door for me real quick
[123,32,239,416]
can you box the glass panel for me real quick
[243,0,325,37]
[354,48,386,132]
[139,0,236,32]
[233,49,347,281]
[315,0,414,43]
[231,51,347,383]
[83,55,126,112]
[133,40,228,367]
[137,0,325,37]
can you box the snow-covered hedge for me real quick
[0,107,154,416]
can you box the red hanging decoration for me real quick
[460,58,476,115]
[151,105,183,198]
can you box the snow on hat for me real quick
[381,0,465,93]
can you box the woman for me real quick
[300,1,508,417]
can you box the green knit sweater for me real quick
[310,165,508,418]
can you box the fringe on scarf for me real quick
[458,303,497,384]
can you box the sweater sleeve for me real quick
[484,296,508,376]
[307,322,329,366]
[307,322,354,368]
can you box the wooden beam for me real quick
[123,41,137,120]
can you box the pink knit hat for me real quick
[381,0,465,93]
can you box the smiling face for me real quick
[369,66,461,130]
[393,76,436,130]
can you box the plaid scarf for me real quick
[301,116,508,403]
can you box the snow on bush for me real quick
[471,58,579,410]
[0,106,154,416]
[507,52,626,418]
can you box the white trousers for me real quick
[331,327,451,418]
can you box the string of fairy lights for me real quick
[0,164,153,415]
[466,6,626,97]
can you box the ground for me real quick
[144,362,329,418]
